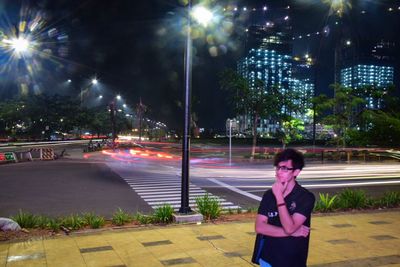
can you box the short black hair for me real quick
[273,148,305,170]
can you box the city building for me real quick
[235,8,315,136]
[236,10,294,134]
[291,55,315,123]
[340,40,395,109]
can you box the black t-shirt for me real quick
[258,182,315,267]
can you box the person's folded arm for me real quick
[255,214,290,237]
[276,203,307,235]
[255,214,310,237]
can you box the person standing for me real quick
[253,148,315,267]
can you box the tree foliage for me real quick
[0,94,131,139]
[313,83,400,147]
[220,69,286,155]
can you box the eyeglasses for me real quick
[275,166,294,172]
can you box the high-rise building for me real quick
[340,40,395,109]
[291,55,315,123]
[236,11,294,134]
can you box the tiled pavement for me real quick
[1,211,399,266]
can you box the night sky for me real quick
[0,0,399,131]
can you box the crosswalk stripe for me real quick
[117,174,240,211]
[138,194,209,200]
[132,188,205,193]
[136,190,206,195]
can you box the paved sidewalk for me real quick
[1,211,399,266]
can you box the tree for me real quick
[313,84,365,148]
[220,69,281,158]
[0,99,26,137]
[361,110,400,146]
[276,117,305,149]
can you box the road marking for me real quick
[107,162,241,211]
[132,188,205,193]
[138,188,206,196]
[208,178,262,201]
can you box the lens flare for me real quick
[0,3,70,96]
[322,0,352,16]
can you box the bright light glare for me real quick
[10,37,30,53]
[116,95,121,100]
[192,6,213,26]
[91,78,98,85]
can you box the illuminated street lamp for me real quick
[180,2,213,214]
[9,37,30,54]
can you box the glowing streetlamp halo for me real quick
[191,6,213,26]
[3,37,31,54]
[91,78,98,85]
[12,37,29,52]
[323,0,352,16]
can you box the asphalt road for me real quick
[0,159,152,217]
[1,142,400,218]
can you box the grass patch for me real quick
[11,210,37,229]
[380,191,400,208]
[337,189,368,209]
[82,212,105,229]
[134,213,154,224]
[61,214,85,230]
[153,204,174,223]
[195,194,221,221]
[112,208,133,226]
[314,193,337,212]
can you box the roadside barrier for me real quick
[41,148,55,160]
[15,151,33,162]
[29,148,55,160]
[0,152,18,164]
[30,148,42,160]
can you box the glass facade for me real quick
[341,64,394,89]
[340,64,394,109]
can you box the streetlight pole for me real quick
[180,0,193,214]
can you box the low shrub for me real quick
[380,191,400,208]
[61,214,85,230]
[314,193,337,212]
[11,210,38,229]
[195,194,221,221]
[337,189,368,209]
[35,215,51,229]
[83,212,105,229]
[112,208,133,226]
[134,213,154,224]
[153,204,174,223]
[47,218,61,232]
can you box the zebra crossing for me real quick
[121,174,241,211]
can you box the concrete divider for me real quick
[30,148,42,160]
[15,151,33,162]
